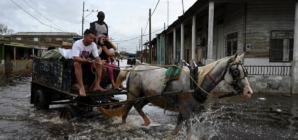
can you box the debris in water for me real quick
[257,97,266,101]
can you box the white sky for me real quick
[1,0,197,53]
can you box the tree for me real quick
[0,23,14,35]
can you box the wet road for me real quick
[0,76,298,140]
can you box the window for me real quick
[67,38,73,43]
[28,38,34,41]
[56,38,62,41]
[45,38,51,42]
[16,37,21,40]
[33,38,39,41]
[226,32,237,56]
[270,30,294,62]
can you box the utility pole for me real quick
[149,9,152,63]
[182,0,185,14]
[81,2,99,36]
[167,1,169,27]
[82,2,85,36]
[141,28,143,63]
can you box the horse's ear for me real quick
[238,53,245,62]
[234,52,238,59]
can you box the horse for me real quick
[115,53,253,134]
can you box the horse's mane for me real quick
[197,57,234,86]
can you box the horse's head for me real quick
[223,53,253,98]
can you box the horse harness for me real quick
[182,59,248,103]
[206,60,248,99]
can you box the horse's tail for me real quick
[115,67,131,88]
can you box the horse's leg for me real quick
[122,102,134,124]
[172,112,183,134]
[134,99,151,126]
[173,106,193,135]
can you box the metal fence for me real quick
[244,65,292,76]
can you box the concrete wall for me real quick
[5,60,32,75]
[214,75,291,93]
[0,64,4,77]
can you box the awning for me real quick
[4,43,34,49]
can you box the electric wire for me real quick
[11,0,74,34]
[151,0,160,16]
[113,28,163,42]
[49,0,73,14]
[29,0,80,24]
[23,0,67,32]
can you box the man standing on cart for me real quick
[89,11,109,44]
[72,29,107,96]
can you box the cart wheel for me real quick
[34,90,49,110]
[60,105,80,120]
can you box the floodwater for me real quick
[0,60,298,139]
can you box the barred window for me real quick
[270,30,293,62]
[226,32,237,56]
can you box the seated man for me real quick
[71,29,107,96]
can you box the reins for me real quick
[90,59,246,99]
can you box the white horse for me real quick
[115,53,253,134]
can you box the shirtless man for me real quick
[72,29,107,96]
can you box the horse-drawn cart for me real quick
[30,58,128,119]
[30,58,182,120]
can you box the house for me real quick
[0,32,79,75]
[149,0,298,93]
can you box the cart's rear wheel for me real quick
[60,105,80,120]
[34,89,49,110]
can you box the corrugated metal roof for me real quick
[13,32,78,36]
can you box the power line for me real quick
[143,19,149,34]
[151,0,160,16]
[11,0,73,34]
[144,0,160,34]
[23,0,67,32]
[113,28,163,42]
[29,0,80,24]
[49,0,73,14]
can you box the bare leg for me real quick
[92,63,106,92]
[74,62,86,96]
[134,99,151,126]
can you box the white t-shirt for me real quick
[71,39,99,59]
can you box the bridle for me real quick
[226,61,248,94]
[205,59,248,98]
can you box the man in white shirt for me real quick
[72,29,107,96]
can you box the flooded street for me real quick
[0,75,298,140]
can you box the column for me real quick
[206,1,215,64]
[1,44,4,64]
[181,23,184,63]
[291,2,298,94]
[173,29,176,64]
[192,15,196,63]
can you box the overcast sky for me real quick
[1,0,197,53]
